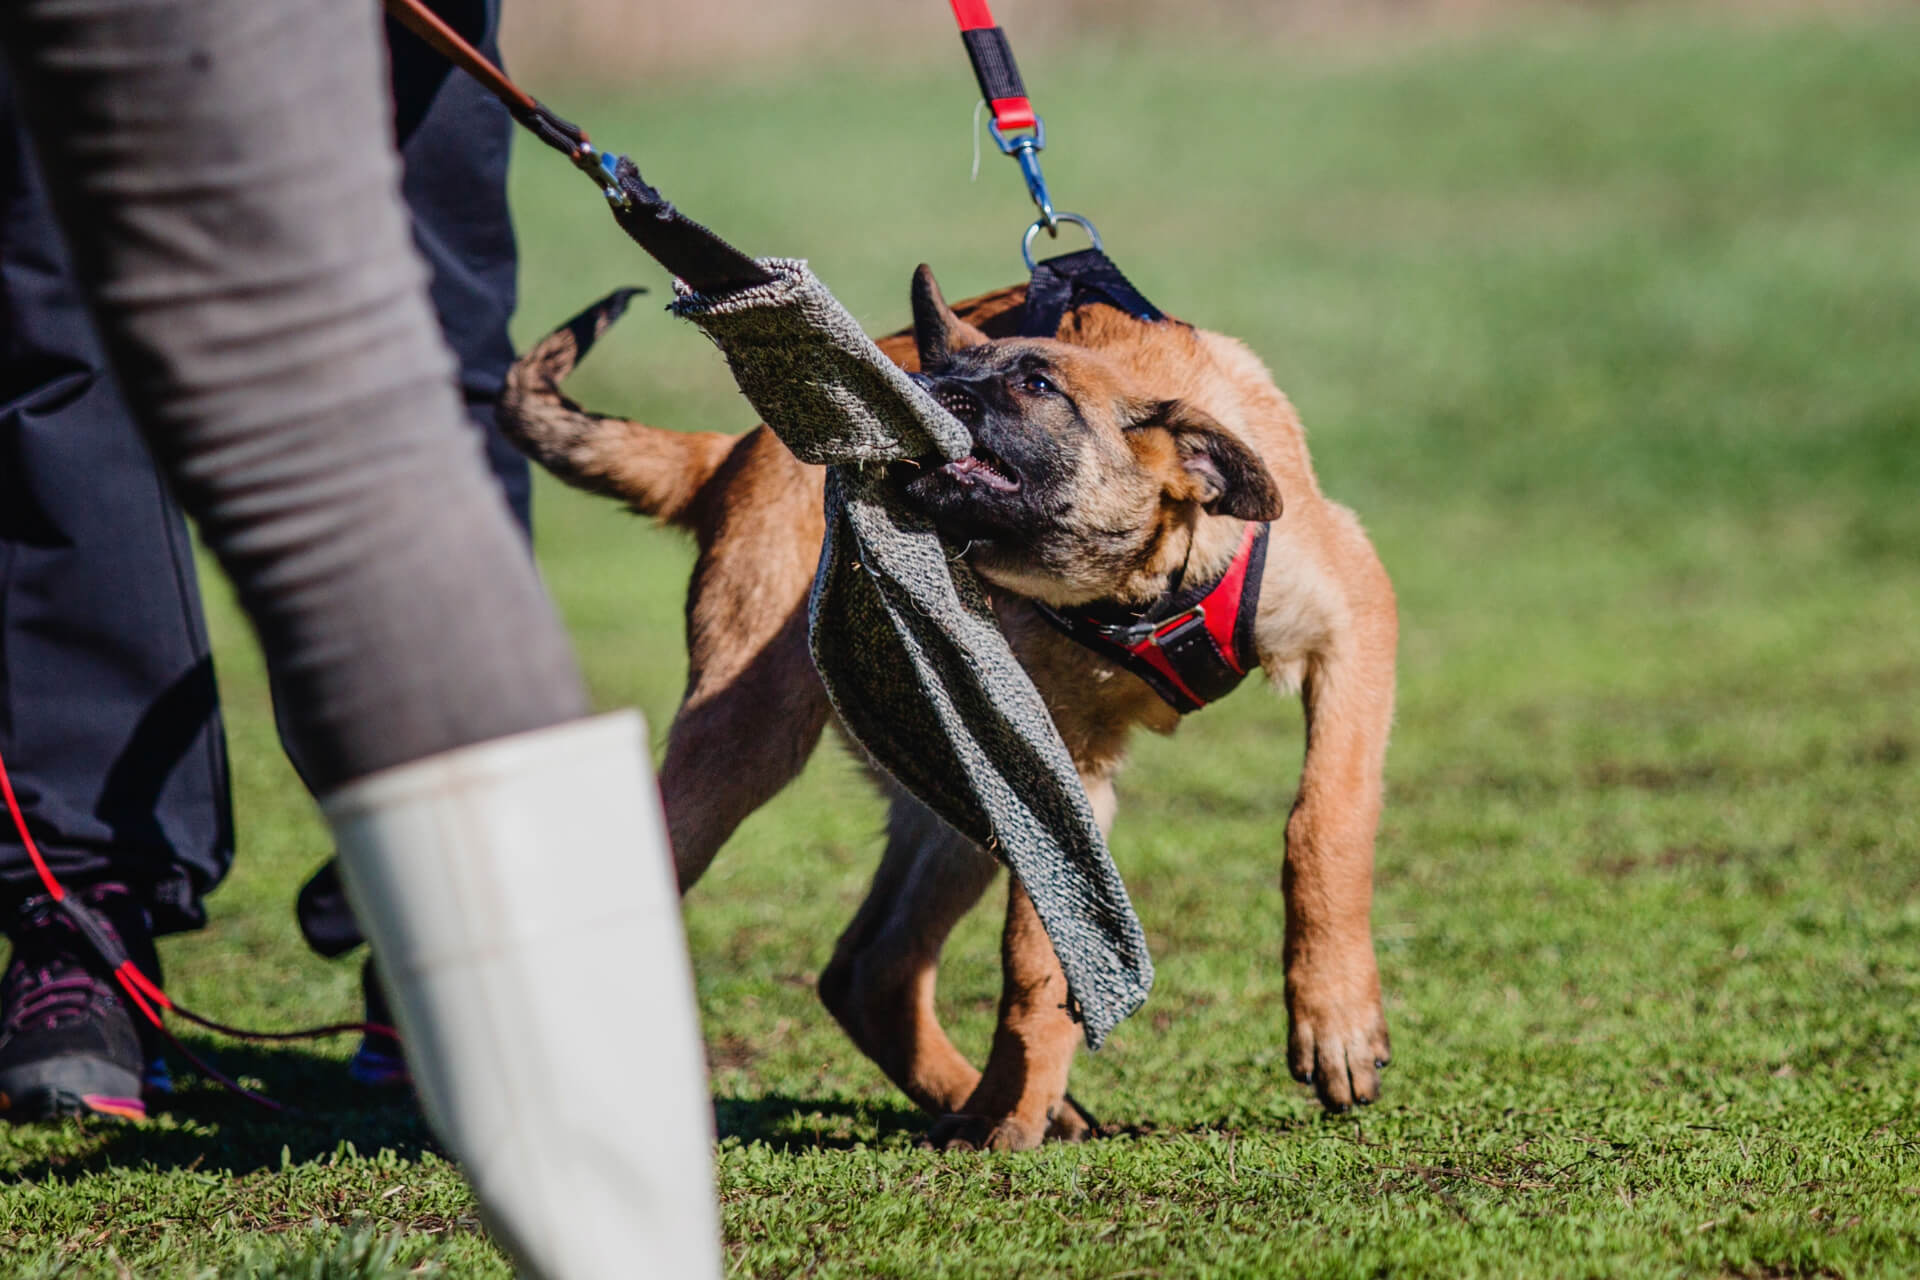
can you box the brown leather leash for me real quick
[385,0,538,117]
[383,0,773,294]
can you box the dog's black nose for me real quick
[915,376,983,427]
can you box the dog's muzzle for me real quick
[912,372,983,429]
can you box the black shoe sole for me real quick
[0,1056,148,1122]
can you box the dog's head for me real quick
[898,265,1282,607]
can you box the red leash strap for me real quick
[948,0,1038,134]
[947,1,1104,267]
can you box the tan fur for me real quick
[501,272,1398,1147]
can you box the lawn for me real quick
[4,9,1919,1277]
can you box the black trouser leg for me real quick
[0,69,231,937]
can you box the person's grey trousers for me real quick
[0,0,588,786]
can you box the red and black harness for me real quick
[1034,521,1270,715]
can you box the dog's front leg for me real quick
[1281,615,1397,1112]
[924,775,1115,1152]
[925,876,1089,1151]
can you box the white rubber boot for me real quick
[321,711,719,1279]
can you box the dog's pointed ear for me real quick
[1135,400,1283,521]
[911,264,989,371]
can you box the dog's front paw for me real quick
[923,1113,992,1151]
[923,1111,1053,1152]
[1044,1096,1094,1143]
[1286,962,1391,1113]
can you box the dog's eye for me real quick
[1020,372,1059,396]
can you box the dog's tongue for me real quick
[942,451,1019,491]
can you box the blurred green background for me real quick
[4,5,1918,1276]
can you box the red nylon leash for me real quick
[0,744,394,1114]
[948,0,1038,133]
[944,0,1103,269]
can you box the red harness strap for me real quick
[1036,522,1271,715]
[948,0,1039,134]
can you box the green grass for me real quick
[6,10,1920,1276]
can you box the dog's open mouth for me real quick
[936,445,1020,493]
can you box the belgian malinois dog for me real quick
[500,266,1397,1149]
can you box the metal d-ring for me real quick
[1022,212,1103,272]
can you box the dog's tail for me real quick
[501,288,735,528]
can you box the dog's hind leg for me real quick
[818,796,1000,1117]
[659,596,830,891]
[658,432,832,891]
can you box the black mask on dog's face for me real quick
[895,265,1282,607]
[902,348,1086,542]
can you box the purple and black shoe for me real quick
[0,883,167,1122]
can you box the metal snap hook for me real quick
[1022,213,1103,272]
[990,117,1060,230]
[987,116,1047,156]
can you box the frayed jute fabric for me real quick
[672,260,1151,1048]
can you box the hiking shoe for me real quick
[0,883,163,1122]
[347,956,410,1089]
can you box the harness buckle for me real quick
[1087,603,1202,651]
[1145,606,1210,654]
